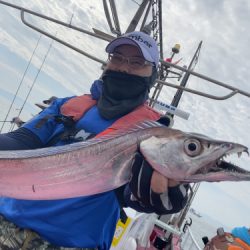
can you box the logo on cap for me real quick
[127,34,153,48]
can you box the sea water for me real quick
[184,211,232,249]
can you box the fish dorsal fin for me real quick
[95,120,163,140]
[0,121,163,159]
[46,121,163,154]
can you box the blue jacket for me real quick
[0,97,120,249]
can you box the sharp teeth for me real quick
[237,152,242,158]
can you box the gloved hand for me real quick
[124,152,189,215]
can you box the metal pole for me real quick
[21,11,106,65]
[160,60,250,98]
[140,0,153,31]
[176,184,200,229]
[126,0,150,33]
[0,0,111,42]
[109,0,121,35]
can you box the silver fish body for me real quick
[0,122,169,200]
[0,122,249,200]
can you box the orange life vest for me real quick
[60,94,161,137]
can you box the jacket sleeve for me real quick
[22,97,72,145]
[0,127,43,150]
[0,97,72,150]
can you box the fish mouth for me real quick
[184,146,250,182]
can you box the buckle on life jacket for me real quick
[54,115,75,128]
[45,115,78,146]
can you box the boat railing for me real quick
[180,227,202,250]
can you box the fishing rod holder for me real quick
[1,0,250,101]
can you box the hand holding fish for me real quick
[151,171,180,193]
[126,152,188,215]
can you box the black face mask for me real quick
[97,69,157,120]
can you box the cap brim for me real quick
[106,37,139,53]
[106,37,155,64]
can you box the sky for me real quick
[0,0,249,233]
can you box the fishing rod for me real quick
[11,38,55,132]
[0,35,42,133]
[8,39,54,132]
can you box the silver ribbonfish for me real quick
[0,121,249,200]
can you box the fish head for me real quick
[140,131,249,183]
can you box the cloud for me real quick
[0,0,249,231]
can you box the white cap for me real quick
[106,31,159,66]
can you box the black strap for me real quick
[45,115,79,147]
[45,115,97,147]
[114,185,128,224]
[119,208,128,224]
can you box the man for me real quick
[0,31,188,250]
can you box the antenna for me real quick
[171,41,202,108]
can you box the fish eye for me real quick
[184,139,202,157]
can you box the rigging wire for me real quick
[9,37,55,132]
[69,2,76,25]
[131,0,141,5]
[9,2,77,132]
[0,34,42,133]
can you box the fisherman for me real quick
[0,31,189,250]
